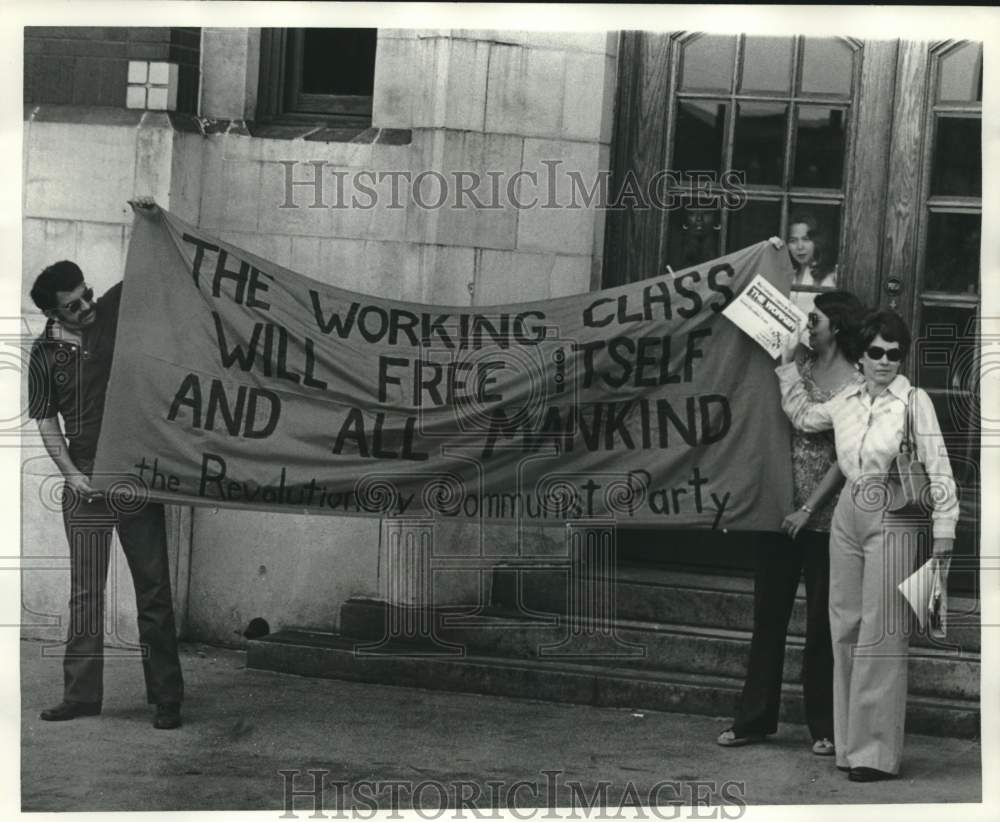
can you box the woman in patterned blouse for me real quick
[718,290,866,757]
[775,309,958,782]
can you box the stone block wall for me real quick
[21,28,620,647]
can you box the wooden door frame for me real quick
[840,39,899,310]
[602,31,678,288]
[878,40,932,339]
[603,33,902,308]
[604,35,981,584]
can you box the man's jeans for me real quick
[60,488,184,705]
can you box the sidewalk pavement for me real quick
[19,637,982,814]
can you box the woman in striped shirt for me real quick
[775,309,957,783]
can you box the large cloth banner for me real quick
[94,206,796,529]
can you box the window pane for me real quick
[915,306,980,490]
[680,34,736,92]
[733,103,787,186]
[793,106,846,188]
[787,202,842,275]
[938,42,983,103]
[739,36,792,93]
[301,29,377,95]
[673,100,726,176]
[931,117,982,197]
[926,391,979,492]
[916,306,978,392]
[924,212,980,294]
[726,199,780,253]
[800,38,853,96]
[666,207,721,272]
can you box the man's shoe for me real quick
[848,767,896,782]
[39,701,101,721]
[716,728,766,747]
[153,702,182,730]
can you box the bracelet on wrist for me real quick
[800,504,814,515]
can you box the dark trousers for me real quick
[732,531,834,742]
[61,491,184,705]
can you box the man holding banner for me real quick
[28,235,185,730]
[25,198,802,736]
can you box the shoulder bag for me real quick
[886,388,931,514]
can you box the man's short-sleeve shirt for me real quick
[28,282,123,469]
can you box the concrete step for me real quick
[339,599,980,701]
[492,565,982,654]
[246,628,980,739]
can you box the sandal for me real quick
[716,728,765,747]
[812,737,836,756]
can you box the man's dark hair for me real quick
[30,261,84,312]
[814,290,866,360]
[858,308,912,360]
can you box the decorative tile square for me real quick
[126,61,179,111]
[146,87,170,111]
[127,60,148,83]
[148,61,172,85]
[125,86,148,110]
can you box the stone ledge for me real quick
[23,105,413,146]
[25,104,146,126]
[250,124,413,145]
[24,104,608,148]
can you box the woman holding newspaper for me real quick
[718,290,864,757]
[774,309,958,782]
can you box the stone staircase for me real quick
[247,564,981,739]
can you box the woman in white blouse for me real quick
[775,309,957,783]
[788,214,838,308]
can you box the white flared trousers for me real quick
[828,482,926,774]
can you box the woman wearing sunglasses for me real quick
[775,309,958,782]
[718,291,864,757]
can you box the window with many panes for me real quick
[663,34,859,288]
[911,41,982,539]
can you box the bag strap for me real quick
[900,388,915,454]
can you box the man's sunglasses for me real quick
[807,312,820,329]
[865,345,903,363]
[59,287,94,314]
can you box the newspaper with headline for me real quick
[722,273,807,359]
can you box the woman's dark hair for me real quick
[30,260,84,312]
[814,290,866,360]
[787,212,832,275]
[858,309,912,360]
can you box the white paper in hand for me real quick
[897,557,947,636]
[722,274,808,359]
